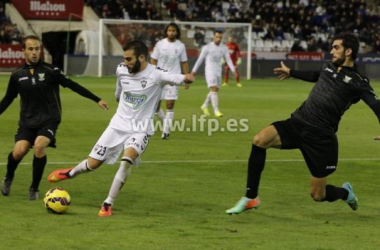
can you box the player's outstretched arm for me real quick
[97,100,109,110]
[273,61,291,80]
[274,61,320,82]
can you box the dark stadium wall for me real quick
[42,31,79,69]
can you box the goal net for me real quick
[89,19,252,79]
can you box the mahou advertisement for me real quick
[0,45,24,67]
[11,0,83,20]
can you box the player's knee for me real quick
[13,145,30,159]
[12,150,28,160]
[253,134,269,148]
[87,157,103,170]
[33,145,47,157]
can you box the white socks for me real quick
[156,108,165,121]
[104,157,133,205]
[202,92,212,108]
[68,159,93,177]
[163,109,174,134]
[210,92,219,113]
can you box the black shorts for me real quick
[15,123,59,148]
[272,118,338,178]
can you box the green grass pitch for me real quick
[0,74,380,249]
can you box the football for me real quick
[43,188,71,214]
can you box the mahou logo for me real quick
[0,47,24,59]
[0,45,24,66]
[12,0,83,20]
[30,1,66,12]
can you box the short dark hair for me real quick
[214,29,223,35]
[123,40,148,59]
[164,22,181,40]
[22,35,41,49]
[333,32,360,60]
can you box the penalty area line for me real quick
[0,158,380,165]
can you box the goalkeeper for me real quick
[222,35,243,87]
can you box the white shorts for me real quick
[161,84,178,100]
[205,73,222,88]
[89,127,149,165]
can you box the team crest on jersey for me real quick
[123,91,147,110]
[141,80,147,88]
[343,75,352,83]
[38,73,45,81]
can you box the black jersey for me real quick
[290,61,380,133]
[0,61,101,127]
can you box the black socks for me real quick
[323,184,349,202]
[6,152,21,180]
[30,155,47,191]
[245,144,267,199]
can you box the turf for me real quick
[0,74,380,249]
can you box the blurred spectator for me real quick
[307,36,318,52]
[122,8,130,20]
[194,28,205,48]
[358,27,371,45]
[167,0,178,18]
[291,40,305,52]
[74,39,86,55]
[271,45,281,52]
[293,24,304,40]
[150,30,164,46]
[101,3,112,18]
[318,35,333,52]
[86,0,380,53]
[0,4,6,24]
[252,15,264,33]
[117,32,128,47]
[1,20,22,44]
[188,0,197,13]
[373,37,380,54]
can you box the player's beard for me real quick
[332,57,345,67]
[128,60,141,74]
[332,51,346,67]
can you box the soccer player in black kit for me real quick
[226,32,380,214]
[0,35,109,200]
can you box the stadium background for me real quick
[1,0,380,78]
[1,1,380,249]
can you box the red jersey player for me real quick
[223,36,242,87]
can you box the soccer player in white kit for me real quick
[191,30,237,117]
[47,41,194,216]
[151,22,189,139]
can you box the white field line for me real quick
[0,158,380,165]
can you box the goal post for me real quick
[98,19,252,79]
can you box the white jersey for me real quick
[191,41,235,75]
[110,63,185,135]
[150,38,187,74]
